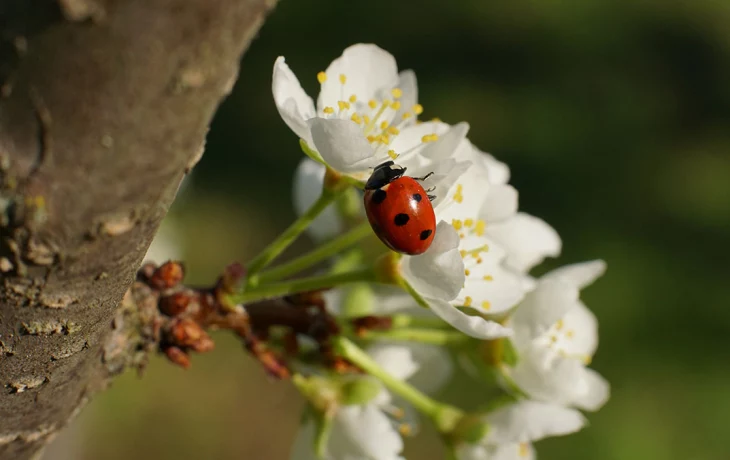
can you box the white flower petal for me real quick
[273,57,316,145]
[317,44,398,111]
[573,367,610,411]
[486,401,586,444]
[421,122,470,161]
[308,118,375,173]
[458,443,536,460]
[394,70,418,124]
[559,301,599,357]
[293,158,343,241]
[542,260,606,290]
[332,405,403,459]
[486,213,562,273]
[426,297,513,339]
[401,221,464,301]
[480,184,518,223]
[509,346,588,406]
[289,420,320,460]
[466,145,511,185]
[511,279,579,341]
[367,343,419,381]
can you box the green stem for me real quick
[354,328,471,347]
[390,314,454,330]
[332,337,464,432]
[230,268,376,304]
[257,222,372,283]
[247,190,337,278]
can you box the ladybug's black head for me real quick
[365,161,406,190]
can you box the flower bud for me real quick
[339,376,382,406]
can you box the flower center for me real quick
[538,319,592,364]
[316,71,438,162]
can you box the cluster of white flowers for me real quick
[273,44,609,459]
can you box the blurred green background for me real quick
[44,0,730,459]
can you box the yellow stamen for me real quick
[337,100,350,111]
[367,135,376,143]
[387,126,400,135]
[464,218,474,227]
[390,100,401,110]
[452,219,463,230]
[432,117,441,122]
[555,319,564,330]
[421,133,439,143]
[464,269,471,276]
[349,94,357,103]
[459,250,467,258]
[483,275,494,281]
[453,184,464,203]
[380,120,389,130]
[387,149,398,160]
[566,330,575,338]
[351,113,363,124]
[317,71,327,83]
[402,112,413,120]
[464,296,473,307]
[398,424,412,436]
[391,88,403,98]
[519,443,529,457]
[363,115,371,125]
[475,219,486,236]
[476,257,483,264]
[323,106,334,114]
[368,100,378,109]
[339,74,347,84]
[412,104,424,115]
[482,301,491,310]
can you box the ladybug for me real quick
[363,161,436,255]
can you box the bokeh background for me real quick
[44,1,730,459]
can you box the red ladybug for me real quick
[363,161,436,255]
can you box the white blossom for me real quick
[507,261,610,411]
[457,401,585,460]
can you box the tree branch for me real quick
[0,1,276,458]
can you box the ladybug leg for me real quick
[425,186,436,193]
[413,171,434,181]
[428,194,437,202]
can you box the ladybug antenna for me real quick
[414,171,434,182]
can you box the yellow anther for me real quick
[483,275,494,281]
[452,219,463,230]
[387,126,400,135]
[464,296,473,307]
[337,100,350,111]
[453,184,464,204]
[380,120,389,130]
[475,219,486,236]
[583,355,593,365]
[387,149,398,160]
[482,301,491,310]
[555,319,564,330]
[339,73,347,84]
[460,249,467,258]
[368,100,378,109]
[351,113,363,124]
[464,269,471,276]
[566,330,575,338]
[317,71,327,83]
[349,94,357,103]
[367,135,376,143]
[421,133,439,143]
[464,218,474,227]
[398,424,412,436]
[432,117,442,122]
[476,257,483,264]
[412,104,424,115]
[402,112,413,120]
[391,88,403,99]
[391,100,401,110]
[519,443,529,457]
[459,233,465,239]
[323,106,334,114]
[363,115,371,125]
[550,335,559,343]
[382,99,392,106]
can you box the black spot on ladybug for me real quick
[419,229,433,240]
[412,193,422,202]
[371,189,387,204]
[394,213,410,226]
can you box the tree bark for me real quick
[0,1,276,458]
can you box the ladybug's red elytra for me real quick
[363,161,437,255]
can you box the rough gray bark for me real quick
[0,1,276,458]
